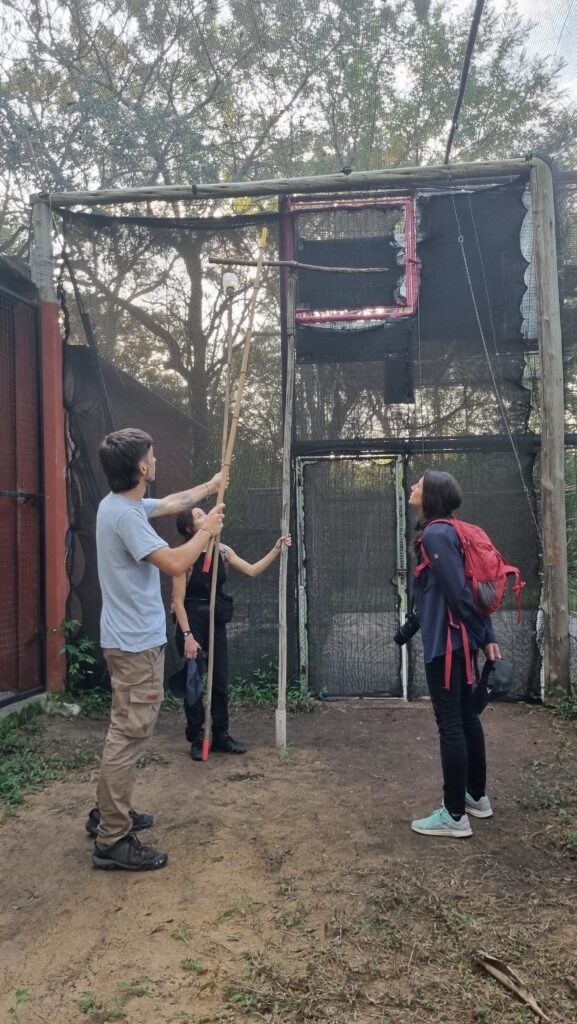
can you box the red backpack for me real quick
[415,518,525,689]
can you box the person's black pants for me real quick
[425,651,486,817]
[176,605,229,740]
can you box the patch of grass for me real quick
[78,978,153,1022]
[116,976,153,999]
[564,828,577,856]
[161,691,183,712]
[50,686,182,719]
[0,707,98,812]
[555,695,577,720]
[8,988,31,1024]
[136,752,170,769]
[277,900,308,931]
[229,658,319,713]
[79,991,100,1015]
[49,687,111,719]
[180,957,207,975]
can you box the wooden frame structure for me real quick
[29,156,570,713]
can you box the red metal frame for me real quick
[286,196,419,325]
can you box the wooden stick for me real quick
[202,227,269,575]
[208,257,392,273]
[276,271,297,752]
[202,287,236,761]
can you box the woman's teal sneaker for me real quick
[411,806,473,838]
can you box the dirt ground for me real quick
[1,700,577,1024]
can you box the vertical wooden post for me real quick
[276,271,296,751]
[531,158,570,699]
[30,200,68,692]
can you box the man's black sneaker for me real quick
[211,732,247,754]
[85,807,154,838]
[92,832,167,871]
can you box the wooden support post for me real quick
[531,158,570,700]
[30,201,68,692]
[277,272,296,752]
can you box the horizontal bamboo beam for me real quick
[30,159,532,208]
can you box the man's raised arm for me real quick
[149,472,221,518]
[146,504,224,576]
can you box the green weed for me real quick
[8,989,30,1024]
[229,658,319,712]
[79,991,99,1015]
[0,710,98,811]
[180,957,207,975]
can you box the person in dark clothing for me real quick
[172,506,291,760]
[395,470,500,838]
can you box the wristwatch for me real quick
[183,630,192,637]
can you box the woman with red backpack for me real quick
[395,469,501,838]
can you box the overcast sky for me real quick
[452,0,577,100]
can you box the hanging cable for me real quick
[444,0,486,166]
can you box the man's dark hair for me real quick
[421,469,462,522]
[99,428,153,493]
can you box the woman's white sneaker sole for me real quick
[466,806,493,819]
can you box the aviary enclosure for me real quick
[17,157,577,713]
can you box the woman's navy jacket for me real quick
[413,520,496,664]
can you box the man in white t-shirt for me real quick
[89,427,224,872]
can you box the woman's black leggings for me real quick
[425,651,487,817]
[176,605,229,740]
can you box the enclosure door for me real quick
[297,456,405,697]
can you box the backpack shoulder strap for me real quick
[414,519,459,578]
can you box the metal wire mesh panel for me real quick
[301,457,401,697]
[0,293,42,699]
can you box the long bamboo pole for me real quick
[202,228,269,579]
[31,159,532,208]
[276,272,297,752]
[531,158,570,700]
[203,279,238,761]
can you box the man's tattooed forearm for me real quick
[177,491,196,509]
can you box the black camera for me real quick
[393,611,420,646]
